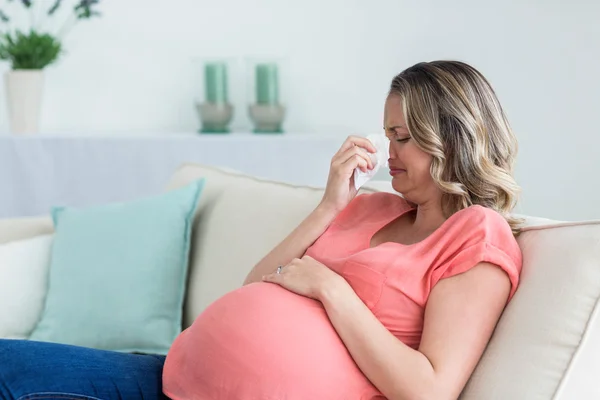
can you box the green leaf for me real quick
[0,30,62,69]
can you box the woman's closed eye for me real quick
[396,137,410,143]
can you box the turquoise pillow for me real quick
[30,180,204,355]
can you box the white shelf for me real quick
[0,132,347,140]
[0,133,348,217]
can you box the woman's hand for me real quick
[262,255,346,301]
[319,135,377,214]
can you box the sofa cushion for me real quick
[166,163,380,328]
[0,216,53,245]
[0,234,53,339]
[30,180,204,355]
[460,220,600,399]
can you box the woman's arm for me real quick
[244,135,377,285]
[243,204,338,285]
[320,262,510,400]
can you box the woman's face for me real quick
[384,94,440,205]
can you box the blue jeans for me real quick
[0,339,168,400]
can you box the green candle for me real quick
[205,63,228,103]
[256,63,279,105]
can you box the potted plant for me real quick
[0,0,101,134]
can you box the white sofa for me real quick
[1,163,600,399]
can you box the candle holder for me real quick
[245,58,287,134]
[196,102,233,133]
[194,60,235,133]
[249,103,285,133]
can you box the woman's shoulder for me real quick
[452,205,514,238]
[433,205,523,299]
[445,205,521,262]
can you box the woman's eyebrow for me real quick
[384,125,406,130]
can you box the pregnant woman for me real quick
[162,60,523,400]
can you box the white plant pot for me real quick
[4,70,44,135]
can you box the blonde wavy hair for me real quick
[389,61,523,235]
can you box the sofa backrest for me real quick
[461,220,600,399]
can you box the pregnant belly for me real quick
[163,282,381,400]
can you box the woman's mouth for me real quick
[389,168,406,176]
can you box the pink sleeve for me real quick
[433,242,521,300]
[431,208,522,301]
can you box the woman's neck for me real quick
[412,199,447,235]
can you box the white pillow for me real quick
[0,234,53,339]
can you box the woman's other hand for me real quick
[261,255,346,301]
[319,135,377,214]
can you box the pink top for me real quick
[162,193,522,400]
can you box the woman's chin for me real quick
[391,180,405,193]
[391,182,415,204]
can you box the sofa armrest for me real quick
[0,216,54,245]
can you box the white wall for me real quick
[0,0,598,221]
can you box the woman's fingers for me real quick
[334,135,377,158]
[342,153,369,173]
[332,145,374,171]
[321,135,377,213]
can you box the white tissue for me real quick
[353,134,390,190]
